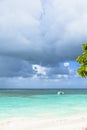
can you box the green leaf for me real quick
[76,43,87,78]
[82,43,87,52]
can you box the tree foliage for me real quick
[76,43,87,77]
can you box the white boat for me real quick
[57,91,64,95]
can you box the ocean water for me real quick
[0,89,87,120]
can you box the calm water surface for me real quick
[0,89,87,120]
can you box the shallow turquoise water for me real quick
[0,90,87,120]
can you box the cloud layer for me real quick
[0,56,33,77]
[0,0,87,83]
[0,0,87,64]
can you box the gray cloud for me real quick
[0,56,33,77]
[0,0,87,81]
[0,55,69,78]
[0,0,86,65]
[0,76,87,89]
[46,64,69,78]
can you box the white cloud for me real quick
[57,74,68,79]
[64,62,70,67]
[32,64,46,75]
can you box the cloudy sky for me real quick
[0,0,87,88]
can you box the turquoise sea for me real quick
[0,89,87,120]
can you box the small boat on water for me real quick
[57,91,64,95]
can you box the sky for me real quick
[0,0,87,88]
